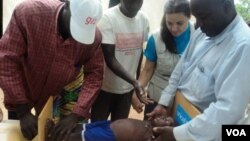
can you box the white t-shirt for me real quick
[98,6,149,94]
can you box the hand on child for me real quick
[146,104,169,120]
[150,116,176,141]
[133,81,154,104]
[45,118,83,141]
[151,116,175,127]
[48,113,81,141]
[153,126,176,141]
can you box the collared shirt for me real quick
[159,15,250,140]
[0,0,104,118]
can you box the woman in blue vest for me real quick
[132,0,194,120]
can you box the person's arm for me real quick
[102,43,152,104]
[0,7,37,140]
[136,51,143,80]
[136,35,157,88]
[72,38,104,118]
[102,43,139,88]
[98,13,139,90]
[132,59,156,112]
[132,35,157,112]
[0,5,29,111]
[50,33,104,141]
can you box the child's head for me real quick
[111,118,154,141]
[119,0,143,18]
[110,117,174,141]
[151,116,175,127]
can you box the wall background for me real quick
[3,0,165,34]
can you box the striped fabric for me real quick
[53,68,87,122]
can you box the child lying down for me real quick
[45,117,175,141]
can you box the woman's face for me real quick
[165,13,189,37]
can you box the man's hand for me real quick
[152,116,175,127]
[15,104,37,140]
[153,126,176,141]
[133,81,153,104]
[131,92,144,113]
[146,104,169,120]
[19,112,38,140]
[49,113,81,141]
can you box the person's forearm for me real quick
[107,58,138,86]
[136,52,143,79]
[102,44,138,86]
[138,60,155,88]
[72,44,104,117]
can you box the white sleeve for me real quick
[98,14,115,44]
[173,42,250,141]
[158,28,199,107]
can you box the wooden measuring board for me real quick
[34,96,53,141]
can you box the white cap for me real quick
[70,0,103,44]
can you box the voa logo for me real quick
[226,129,246,136]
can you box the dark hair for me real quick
[247,21,250,27]
[160,0,190,53]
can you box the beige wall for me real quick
[101,0,165,33]
[3,0,166,34]
[141,0,165,32]
[3,0,23,33]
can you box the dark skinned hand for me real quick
[19,112,38,140]
[153,126,176,141]
[49,113,81,141]
[133,81,154,104]
[146,104,169,120]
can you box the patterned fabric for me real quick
[0,0,104,118]
[53,68,87,122]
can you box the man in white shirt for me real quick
[91,0,151,122]
[148,0,250,140]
